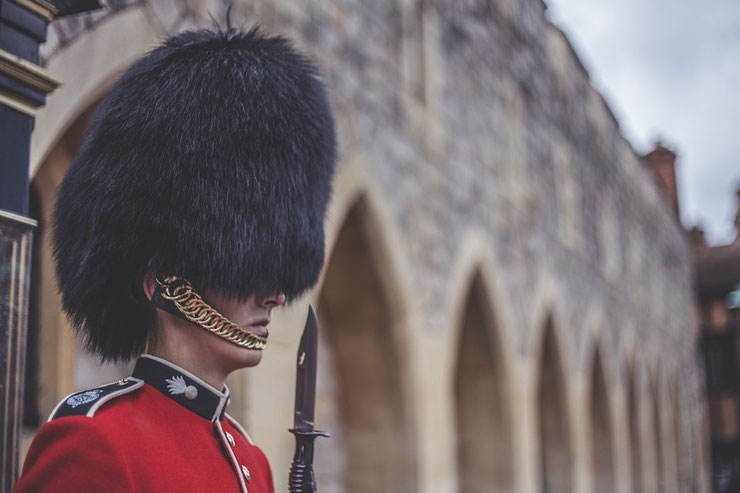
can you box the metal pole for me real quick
[0,210,36,492]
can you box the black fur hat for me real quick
[53,27,336,362]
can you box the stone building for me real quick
[22,0,709,492]
[691,190,740,493]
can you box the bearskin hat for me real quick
[52,27,336,362]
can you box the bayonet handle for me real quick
[288,429,329,493]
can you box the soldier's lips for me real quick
[245,320,270,338]
[249,326,268,338]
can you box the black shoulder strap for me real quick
[48,377,144,421]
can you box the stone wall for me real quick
[26,1,709,492]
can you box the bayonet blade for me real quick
[293,305,319,430]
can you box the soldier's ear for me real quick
[142,272,157,302]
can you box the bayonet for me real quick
[288,305,329,493]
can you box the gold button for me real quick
[226,432,235,447]
[241,465,251,483]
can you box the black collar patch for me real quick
[133,354,230,421]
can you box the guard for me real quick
[14,25,336,493]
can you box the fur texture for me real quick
[53,27,336,362]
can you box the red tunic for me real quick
[14,355,274,493]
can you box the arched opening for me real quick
[454,273,513,492]
[314,198,416,493]
[627,369,643,493]
[589,350,615,493]
[538,320,573,493]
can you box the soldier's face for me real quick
[201,290,287,369]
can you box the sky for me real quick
[545,0,740,245]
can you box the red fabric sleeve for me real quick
[13,417,135,493]
[253,446,275,493]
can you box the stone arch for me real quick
[322,152,418,329]
[443,229,515,373]
[588,346,615,493]
[453,269,514,492]
[314,194,417,493]
[527,278,575,371]
[536,315,573,493]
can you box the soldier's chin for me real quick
[238,348,264,368]
[221,338,265,369]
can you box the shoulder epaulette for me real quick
[48,377,144,421]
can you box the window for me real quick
[703,332,739,392]
[727,284,740,310]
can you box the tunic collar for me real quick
[133,354,230,421]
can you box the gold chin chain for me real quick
[157,276,267,350]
